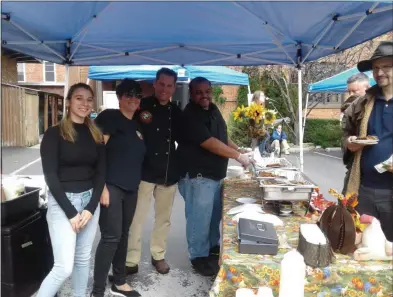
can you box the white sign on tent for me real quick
[103,91,119,109]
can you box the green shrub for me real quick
[236,85,249,107]
[212,86,226,105]
[304,119,342,148]
[227,115,252,147]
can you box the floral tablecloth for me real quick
[210,179,393,297]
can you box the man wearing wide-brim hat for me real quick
[343,41,393,242]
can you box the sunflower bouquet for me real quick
[233,103,277,140]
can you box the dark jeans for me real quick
[357,185,393,242]
[259,132,271,155]
[178,174,222,260]
[92,184,138,296]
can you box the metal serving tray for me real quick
[258,170,317,201]
[254,158,297,171]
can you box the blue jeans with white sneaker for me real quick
[178,174,222,260]
[36,189,100,297]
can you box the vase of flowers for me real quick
[250,138,259,150]
[233,103,277,151]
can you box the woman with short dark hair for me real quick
[91,79,146,297]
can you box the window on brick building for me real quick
[17,63,25,82]
[44,62,55,82]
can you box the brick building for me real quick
[1,51,65,146]
[17,62,91,97]
[219,85,238,121]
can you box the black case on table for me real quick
[238,218,279,255]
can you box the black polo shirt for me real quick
[136,96,183,185]
[95,109,146,192]
[179,101,229,180]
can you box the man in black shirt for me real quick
[178,77,252,276]
[126,68,182,274]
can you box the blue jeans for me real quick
[178,174,222,260]
[259,132,271,155]
[37,189,100,297]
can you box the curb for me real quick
[325,147,341,152]
[289,146,315,153]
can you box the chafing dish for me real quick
[258,170,317,201]
[254,158,297,171]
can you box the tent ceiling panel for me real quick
[2,1,392,66]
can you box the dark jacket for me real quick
[340,95,361,166]
[272,130,287,141]
[341,86,379,193]
[136,96,183,186]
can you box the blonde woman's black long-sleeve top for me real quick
[40,123,106,219]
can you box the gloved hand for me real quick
[238,147,252,154]
[236,153,254,168]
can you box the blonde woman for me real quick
[251,90,266,106]
[37,83,105,297]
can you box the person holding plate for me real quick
[343,41,393,242]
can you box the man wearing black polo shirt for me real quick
[178,77,253,276]
[344,41,393,242]
[126,68,182,274]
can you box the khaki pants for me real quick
[126,181,177,266]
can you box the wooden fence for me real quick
[1,84,65,147]
[1,83,40,147]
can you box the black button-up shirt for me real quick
[137,96,183,185]
[178,101,229,180]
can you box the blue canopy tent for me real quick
[2,1,392,171]
[308,67,376,93]
[88,65,250,86]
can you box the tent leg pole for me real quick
[298,68,304,172]
[63,64,70,118]
[247,85,251,94]
[303,93,309,136]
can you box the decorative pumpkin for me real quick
[318,203,356,254]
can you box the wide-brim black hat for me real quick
[357,41,393,72]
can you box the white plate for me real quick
[352,140,378,145]
[236,197,257,204]
[227,204,263,215]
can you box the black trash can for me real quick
[1,209,53,297]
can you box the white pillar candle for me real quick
[257,287,274,297]
[279,249,306,297]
